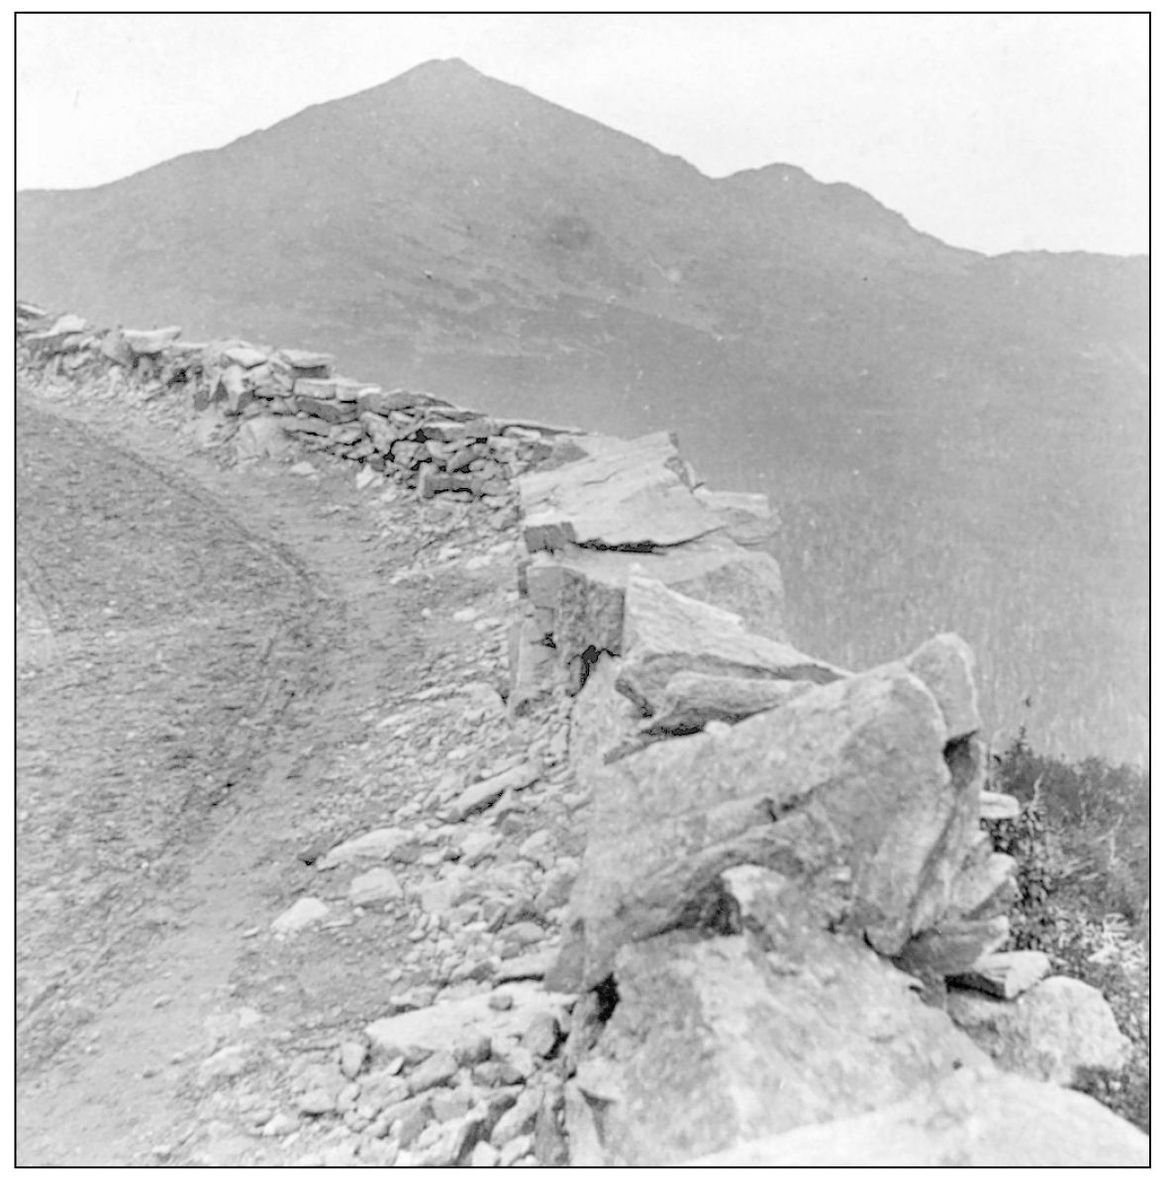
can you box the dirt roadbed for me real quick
[16,388,576,1166]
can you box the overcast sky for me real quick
[15,12,1149,256]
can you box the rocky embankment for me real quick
[16,303,1147,1167]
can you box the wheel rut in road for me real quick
[16,394,433,1165]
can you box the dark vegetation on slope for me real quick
[983,729,1150,1132]
[17,58,1149,761]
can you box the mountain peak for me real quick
[398,57,484,80]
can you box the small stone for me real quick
[459,830,501,866]
[472,1060,525,1089]
[197,1044,250,1085]
[523,1011,561,1058]
[489,991,514,1012]
[319,827,411,869]
[288,461,317,477]
[491,1090,541,1146]
[470,1140,500,1167]
[261,1113,300,1138]
[298,1088,337,1116]
[431,1088,474,1123]
[349,867,404,906]
[453,1033,494,1067]
[501,921,545,948]
[408,1051,459,1093]
[339,1040,368,1079]
[498,1133,534,1166]
[271,897,329,935]
[449,762,542,823]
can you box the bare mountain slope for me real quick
[17,58,1149,760]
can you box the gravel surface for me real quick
[16,382,583,1166]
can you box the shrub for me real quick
[983,728,1150,1132]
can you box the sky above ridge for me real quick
[15,12,1149,256]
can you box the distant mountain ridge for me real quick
[17,57,1149,761]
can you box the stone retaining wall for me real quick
[17,303,584,506]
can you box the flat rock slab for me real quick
[692,487,778,549]
[896,915,1011,978]
[222,345,269,369]
[640,671,817,735]
[524,536,791,678]
[278,348,335,372]
[272,897,329,935]
[617,573,844,713]
[318,827,412,869]
[122,326,182,355]
[567,930,989,1166]
[946,975,1130,1086]
[979,791,1021,820]
[688,1066,1149,1167]
[349,867,405,905]
[366,983,573,1058]
[948,950,1051,1000]
[518,431,723,551]
[448,762,542,822]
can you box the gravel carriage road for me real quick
[15,387,555,1166]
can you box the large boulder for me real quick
[638,671,817,735]
[548,648,981,994]
[517,431,724,551]
[522,536,792,680]
[946,975,1131,1086]
[692,487,778,549]
[903,633,980,742]
[615,574,844,713]
[688,1065,1149,1166]
[565,929,990,1166]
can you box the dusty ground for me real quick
[16,380,581,1166]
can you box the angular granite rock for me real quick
[548,655,972,993]
[896,915,1011,979]
[233,414,295,463]
[517,431,724,551]
[946,850,1018,920]
[948,950,1051,1000]
[506,611,559,717]
[616,574,844,713]
[522,535,791,675]
[946,975,1131,1086]
[688,1066,1149,1167]
[277,347,335,375]
[904,633,980,742]
[566,930,990,1166]
[365,983,573,1059]
[122,326,182,355]
[639,672,817,735]
[692,488,778,550]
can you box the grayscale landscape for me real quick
[16,23,1150,1168]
